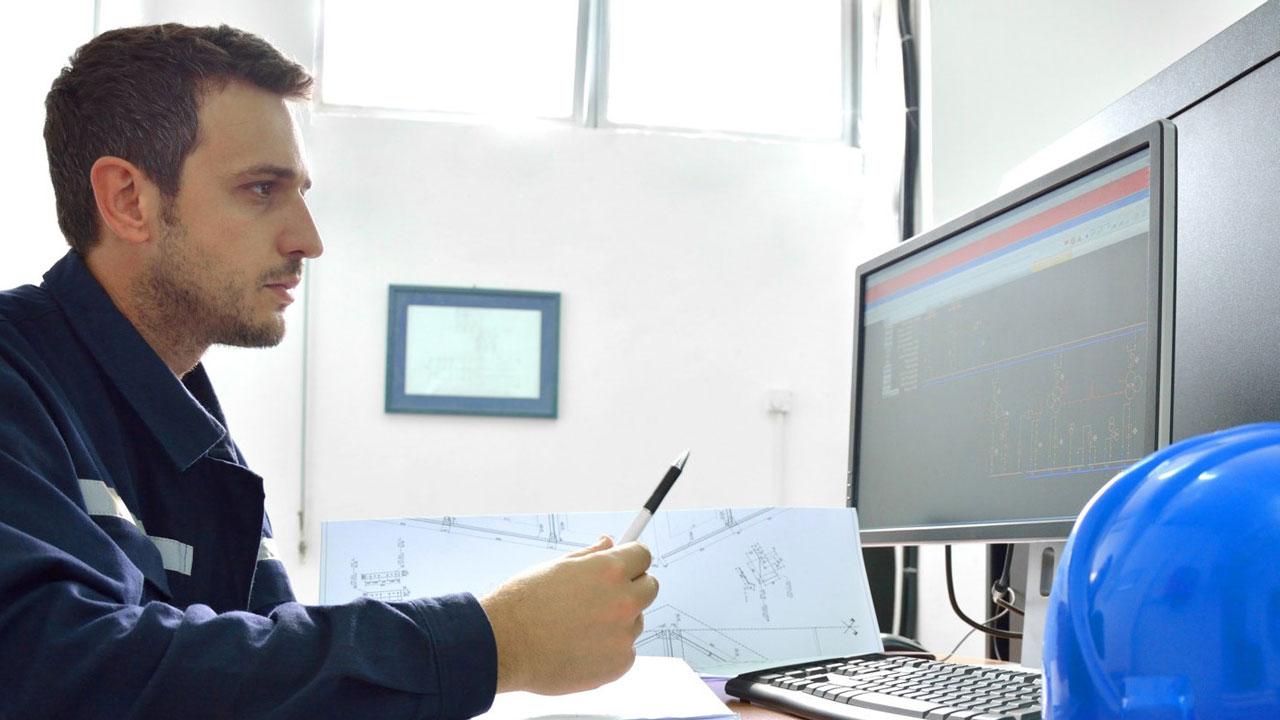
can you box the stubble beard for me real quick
[134,204,291,354]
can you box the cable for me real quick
[985,545,1023,660]
[993,587,1024,617]
[898,0,920,241]
[894,1,923,634]
[898,546,919,638]
[945,545,1022,641]
[990,544,1024,616]
[994,542,1015,592]
[941,606,1009,663]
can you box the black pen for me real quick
[619,450,690,543]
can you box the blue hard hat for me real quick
[1044,422,1280,719]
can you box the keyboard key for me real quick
[846,691,943,717]
[818,685,847,700]
[832,688,863,703]
[983,703,1041,718]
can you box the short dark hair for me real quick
[44,24,313,254]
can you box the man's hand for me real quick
[480,536,659,695]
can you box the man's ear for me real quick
[89,156,162,246]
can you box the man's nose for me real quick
[280,199,323,259]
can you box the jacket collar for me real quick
[43,251,228,471]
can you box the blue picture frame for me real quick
[386,285,560,418]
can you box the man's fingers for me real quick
[631,572,659,608]
[566,535,613,559]
[611,541,652,579]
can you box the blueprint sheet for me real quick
[320,507,882,671]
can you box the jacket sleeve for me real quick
[0,355,497,719]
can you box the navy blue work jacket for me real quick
[0,252,497,719]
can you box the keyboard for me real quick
[725,653,1043,720]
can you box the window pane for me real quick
[606,0,845,139]
[322,0,580,118]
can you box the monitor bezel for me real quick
[848,120,1176,546]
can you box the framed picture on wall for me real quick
[385,285,560,418]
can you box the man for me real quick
[0,23,657,719]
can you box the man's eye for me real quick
[249,182,274,199]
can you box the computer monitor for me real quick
[847,121,1175,662]
[849,120,1174,543]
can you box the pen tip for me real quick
[675,449,690,470]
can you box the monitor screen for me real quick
[850,123,1173,543]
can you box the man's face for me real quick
[140,80,322,349]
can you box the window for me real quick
[319,0,856,143]
[321,0,581,118]
[604,0,849,140]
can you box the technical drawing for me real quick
[646,507,780,568]
[982,333,1145,481]
[638,604,769,666]
[637,603,865,668]
[348,536,411,601]
[396,514,597,552]
[321,507,881,671]
[878,288,1150,484]
[735,543,794,622]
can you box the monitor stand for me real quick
[1005,541,1064,669]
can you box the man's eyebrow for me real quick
[236,164,313,191]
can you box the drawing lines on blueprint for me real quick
[381,514,596,552]
[343,515,594,601]
[647,507,782,567]
[347,536,411,602]
[639,603,862,666]
[639,604,769,665]
[736,542,794,622]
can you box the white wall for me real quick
[299,117,871,598]
[924,0,1266,228]
[0,1,95,288]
